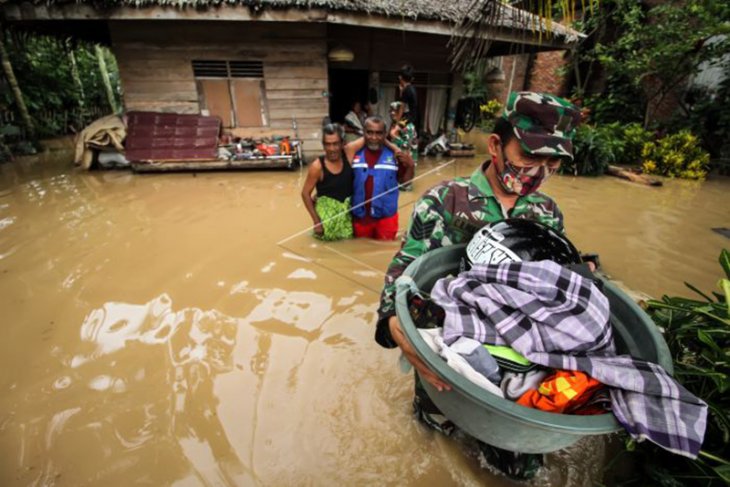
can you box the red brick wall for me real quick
[527,51,570,97]
[487,51,570,104]
[488,54,530,104]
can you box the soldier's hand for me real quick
[396,151,414,168]
[388,315,451,392]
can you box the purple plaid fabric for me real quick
[431,260,707,458]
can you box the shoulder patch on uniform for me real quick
[410,214,437,241]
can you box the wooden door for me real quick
[231,78,264,127]
[200,79,234,127]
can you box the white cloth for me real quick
[418,328,504,398]
[424,88,448,135]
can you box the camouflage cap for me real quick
[502,92,581,160]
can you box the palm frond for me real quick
[449,0,598,72]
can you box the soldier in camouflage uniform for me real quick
[374,92,582,457]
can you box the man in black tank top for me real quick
[301,123,354,241]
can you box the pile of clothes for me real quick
[411,260,707,458]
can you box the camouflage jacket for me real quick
[375,161,564,348]
[391,122,419,160]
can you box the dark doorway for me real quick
[328,69,369,125]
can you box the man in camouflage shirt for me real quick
[375,91,582,397]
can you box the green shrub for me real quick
[564,122,625,176]
[622,123,653,165]
[641,130,711,179]
[478,99,502,133]
[611,249,730,486]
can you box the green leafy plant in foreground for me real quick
[613,249,730,485]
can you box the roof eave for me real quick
[1,2,581,49]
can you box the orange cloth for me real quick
[517,370,604,414]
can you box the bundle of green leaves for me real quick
[615,250,730,485]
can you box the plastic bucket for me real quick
[394,244,673,453]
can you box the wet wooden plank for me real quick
[265,78,328,91]
[131,158,301,172]
[124,102,199,114]
[264,65,327,80]
[267,98,328,111]
[266,89,327,100]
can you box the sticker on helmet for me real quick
[466,228,521,265]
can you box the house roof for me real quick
[1,0,580,40]
[0,0,485,23]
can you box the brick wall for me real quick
[487,51,570,103]
[527,51,570,97]
[488,54,530,104]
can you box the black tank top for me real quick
[316,154,353,202]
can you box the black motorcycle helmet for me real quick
[460,219,582,271]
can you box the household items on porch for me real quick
[446,143,476,158]
[74,114,127,170]
[421,133,475,157]
[422,259,707,458]
[216,135,301,162]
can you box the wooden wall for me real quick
[326,24,452,73]
[109,20,329,157]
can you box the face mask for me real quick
[496,152,555,196]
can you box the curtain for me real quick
[424,88,448,136]
[376,86,397,121]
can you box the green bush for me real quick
[584,77,645,126]
[563,122,625,176]
[611,249,730,486]
[641,130,711,179]
[622,123,653,165]
[477,99,502,133]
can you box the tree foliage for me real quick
[568,0,730,129]
[0,31,121,139]
[611,249,730,486]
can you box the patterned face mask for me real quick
[497,151,556,196]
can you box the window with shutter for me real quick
[192,60,268,128]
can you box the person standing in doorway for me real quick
[398,64,419,132]
[301,123,354,241]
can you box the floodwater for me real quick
[0,147,728,487]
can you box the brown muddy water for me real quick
[0,148,728,487]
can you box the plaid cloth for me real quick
[431,260,707,458]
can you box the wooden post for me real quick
[606,165,663,186]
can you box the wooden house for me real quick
[2,1,580,159]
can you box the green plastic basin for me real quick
[394,244,673,453]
